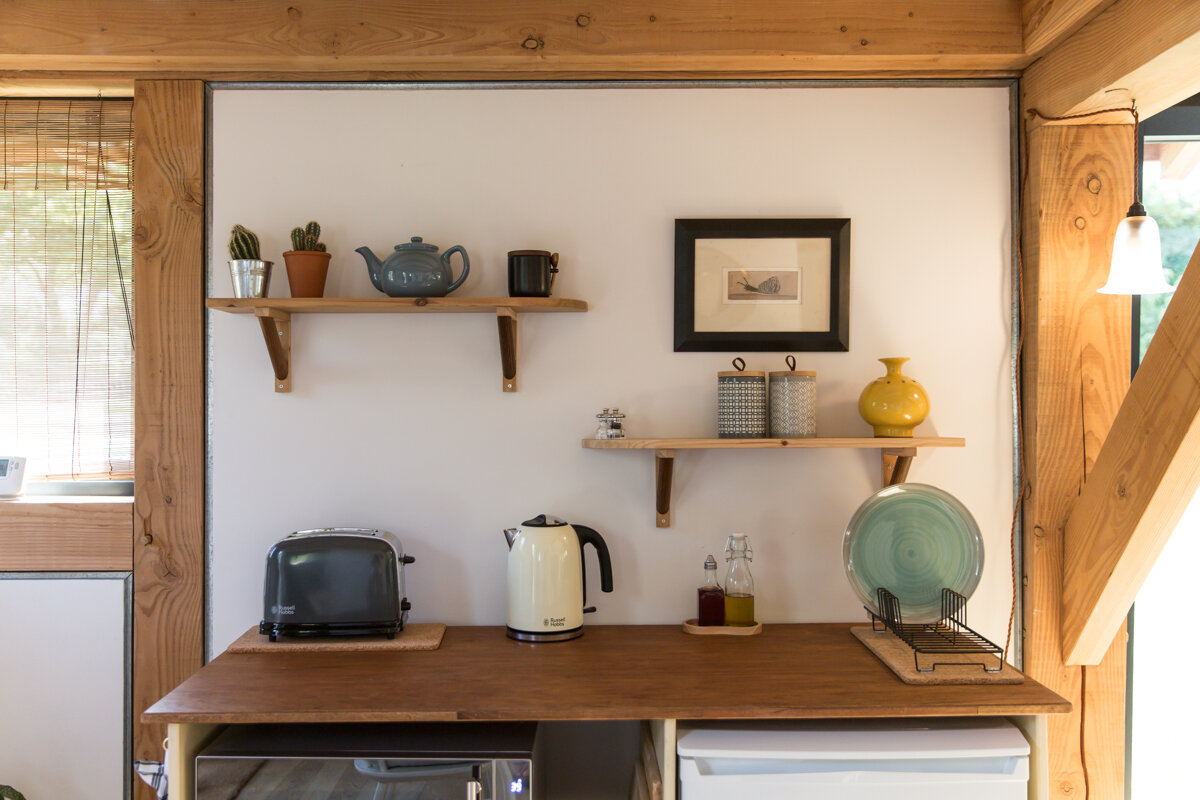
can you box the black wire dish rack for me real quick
[868,587,1004,674]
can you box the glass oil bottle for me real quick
[723,533,755,626]
[697,554,724,626]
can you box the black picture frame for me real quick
[674,218,851,352]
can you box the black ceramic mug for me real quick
[508,250,559,297]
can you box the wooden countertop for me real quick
[143,624,1070,724]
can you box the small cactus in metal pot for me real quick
[289,220,327,252]
[228,224,262,260]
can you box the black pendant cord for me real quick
[1132,102,1144,214]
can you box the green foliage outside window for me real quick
[1139,179,1200,357]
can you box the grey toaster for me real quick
[260,528,414,641]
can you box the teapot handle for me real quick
[442,245,470,293]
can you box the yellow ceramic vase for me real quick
[858,357,930,437]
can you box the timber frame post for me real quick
[1020,121,1132,800]
[132,80,206,799]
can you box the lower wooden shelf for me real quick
[582,436,965,527]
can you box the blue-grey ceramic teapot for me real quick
[356,237,470,297]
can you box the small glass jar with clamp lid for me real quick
[723,533,756,626]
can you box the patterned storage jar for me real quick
[769,356,816,438]
[718,358,768,438]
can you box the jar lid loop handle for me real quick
[732,357,746,371]
[786,354,796,371]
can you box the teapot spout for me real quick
[356,246,385,293]
[504,528,519,550]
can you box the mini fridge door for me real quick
[677,718,1030,800]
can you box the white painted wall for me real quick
[0,577,125,799]
[1132,489,1200,796]
[209,86,1014,656]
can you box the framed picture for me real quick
[674,218,850,352]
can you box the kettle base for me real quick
[506,625,583,643]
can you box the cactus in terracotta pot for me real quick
[283,220,331,298]
[289,220,327,253]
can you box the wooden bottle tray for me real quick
[682,619,762,636]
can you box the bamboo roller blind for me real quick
[1,100,132,190]
[0,100,134,480]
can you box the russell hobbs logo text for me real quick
[271,605,296,616]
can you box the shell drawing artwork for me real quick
[737,274,781,294]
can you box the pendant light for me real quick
[1099,103,1175,295]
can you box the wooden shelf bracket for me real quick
[881,447,916,487]
[254,308,291,393]
[496,307,518,392]
[655,450,675,528]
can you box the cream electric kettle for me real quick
[503,515,613,642]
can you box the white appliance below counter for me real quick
[677,717,1030,800]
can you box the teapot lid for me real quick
[394,236,438,252]
[522,514,567,527]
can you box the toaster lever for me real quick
[401,555,416,564]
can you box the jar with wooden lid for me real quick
[769,355,816,438]
[717,358,767,438]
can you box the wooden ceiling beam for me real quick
[1021,0,1118,59]
[1062,238,1200,666]
[0,1,1025,79]
[1023,0,1200,124]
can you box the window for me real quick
[0,99,134,481]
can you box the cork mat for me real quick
[226,623,446,654]
[851,626,1024,685]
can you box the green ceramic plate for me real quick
[842,483,984,623]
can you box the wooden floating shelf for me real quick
[206,297,588,393]
[582,436,965,527]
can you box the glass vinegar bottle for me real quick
[697,554,725,626]
[723,533,755,626]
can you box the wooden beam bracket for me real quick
[254,308,291,393]
[1062,237,1200,665]
[497,307,518,392]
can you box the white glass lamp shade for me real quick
[1099,210,1175,295]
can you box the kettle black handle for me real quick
[574,525,613,614]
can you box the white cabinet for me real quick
[0,576,127,799]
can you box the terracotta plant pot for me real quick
[283,250,331,298]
